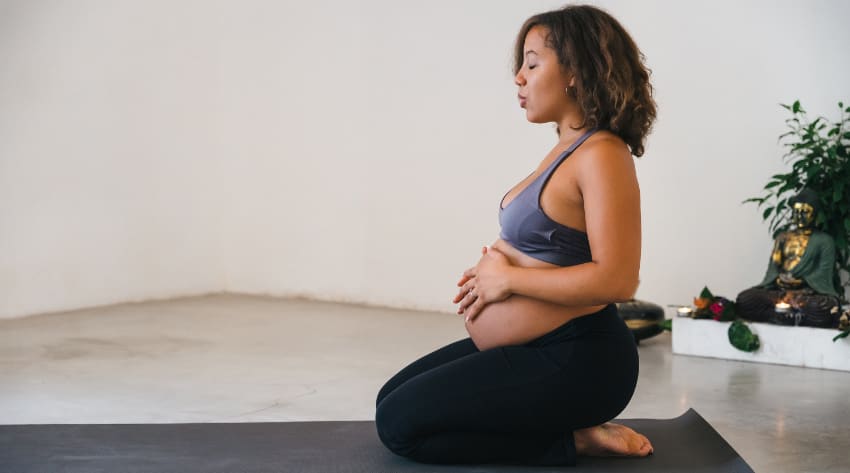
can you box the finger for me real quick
[465,298,484,322]
[481,246,488,254]
[465,296,483,321]
[458,289,478,314]
[452,284,472,304]
[463,267,476,279]
[456,274,472,287]
[457,297,468,315]
[453,281,475,305]
[459,292,474,314]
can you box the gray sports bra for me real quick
[498,129,596,267]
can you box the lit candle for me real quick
[775,302,791,313]
[677,307,693,317]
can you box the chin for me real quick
[524,110,552,125]
[524,112,545,124]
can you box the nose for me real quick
[514,70,526,87]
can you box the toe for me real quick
[638,437,653,456]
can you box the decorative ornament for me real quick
[693,287,737,322]
[728,320,760,352]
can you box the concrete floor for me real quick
[1,294,848,472]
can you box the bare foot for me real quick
[573,423,653,457]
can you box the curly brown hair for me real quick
[513,4,656,157]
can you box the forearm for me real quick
[505,262,638,307]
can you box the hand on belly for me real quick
[462,239,603,351]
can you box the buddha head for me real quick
[789,189,818,229]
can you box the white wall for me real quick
[1,0,848,319]
[0,1,227,318]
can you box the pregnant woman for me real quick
[375,4,657,466]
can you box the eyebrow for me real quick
[524,50,538,56]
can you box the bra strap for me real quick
[554,128,597,167]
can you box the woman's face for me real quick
[515,26,573,124]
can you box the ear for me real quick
[568,76,576,88]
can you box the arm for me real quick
[506,139,641,305]
[458,138,641,318]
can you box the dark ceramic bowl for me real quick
[616,299,665,343]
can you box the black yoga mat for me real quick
[0,408,752,473]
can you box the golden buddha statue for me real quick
[736,189,841,327]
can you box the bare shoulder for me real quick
[572,131,635,180]
[575,131,638,198]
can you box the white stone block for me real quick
[672,317,850,372]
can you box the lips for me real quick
[518,94,527,107]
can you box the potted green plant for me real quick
[744,101,850,302]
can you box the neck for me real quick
[557,124,589,145]
[556,112,589,145]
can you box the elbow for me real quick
[592,261,640,303]
[609,273,640,303]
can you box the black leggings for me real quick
[375,304,638,466]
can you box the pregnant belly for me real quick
[466,295,605,350]
[464,239,605,351]
[465,295,579,351]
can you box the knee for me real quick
[375,400,416,458]
[375,381,393,409]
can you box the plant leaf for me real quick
[728,320,760,352]
[778,181,799,195]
